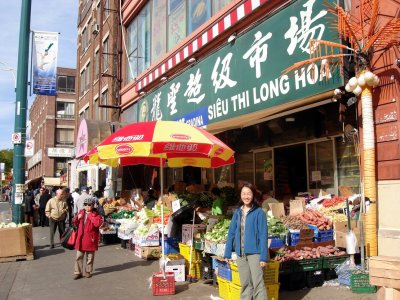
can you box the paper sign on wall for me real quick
[289,199,305,216]
[172,200,181,213]
[311,171,321,182]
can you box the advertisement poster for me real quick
[168,0,186,50]
[152,0,167,62]
[263,159,273,181]
[32,31,58,96]
[188,0,211,34]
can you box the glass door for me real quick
[307,140,336,194]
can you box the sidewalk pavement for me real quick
[0,225,377,300]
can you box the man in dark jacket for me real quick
[24,189,35,225]
[39,188,51,226]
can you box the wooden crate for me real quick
[370,256,400,289]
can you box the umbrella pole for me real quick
[187,209,196,282]
[160,155,165,276]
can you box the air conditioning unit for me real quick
[92,24,100,35]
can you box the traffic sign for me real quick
[11,132,22,144]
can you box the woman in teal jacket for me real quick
[224,183,268,300]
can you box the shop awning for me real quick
[25,176,43,186]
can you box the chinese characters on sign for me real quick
[139,0,341,126]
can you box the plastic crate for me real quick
[351,272,377,294]
[230,262,241,286]
[217,276,230,300]
[216,260,232,281]
[306,270,325,288]
[308,224,333,240]
[186,261,201,279]
[229,282,241,300]
[211,256,218,270]
[164,237,180,255]
[279,260,293,274]
[266,283,280,300]
[268,236,286,248]
[289,230,300,246]
[279,272,306,291]
[324,269,338,280]
[152,272,176,296]
[178,243,202,262]
[264,260,280,285]
[322,255,349,269]
[292,258,323,272]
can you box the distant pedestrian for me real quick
[45,189,68,248]
[74,187,91,215]
[39,188,51,227]
[64,188,74,226]
[71,188,80,207]
[23,189,36,225]
[73,197,103,279]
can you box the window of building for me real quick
[125,0,230,83]
[56,128,74,145]
[94,97,100,120]
[102,37,109,71]
[54,158,68,177]
[101,89,108,121]
[79,70,85,96]
[85,62,91,91]
[56,102,75,119]
[126,3,150,82]
[103,0,110,21]
[94,49,99,81]
[57,75,75,93]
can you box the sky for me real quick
[0,1,78,150]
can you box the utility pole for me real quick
[12,0,32,223]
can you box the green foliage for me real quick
[0,149,13,180]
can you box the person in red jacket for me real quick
[73,197,103,279]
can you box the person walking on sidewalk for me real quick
[39,188,51,227]
[73,197,103,279]
[74,187,91,215]
[224,183,268,300]
[45,188,68,248]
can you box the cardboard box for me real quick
[182,224,207,244]
[165,255,186,282]
[0,225,33,257]
[132,227,160,246]
[134,245,161,259]
[334,220,361,248]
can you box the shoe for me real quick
[85,273,92,278]
[73,274,82,280]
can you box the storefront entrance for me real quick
[274,144,307,201]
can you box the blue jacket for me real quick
[224,206,268,262]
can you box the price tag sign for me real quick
[171,200,181,213]
[289,199,305,216]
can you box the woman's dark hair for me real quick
[237,183,261,208]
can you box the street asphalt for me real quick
[0,202,377,300]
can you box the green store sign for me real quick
[138,0,343,126]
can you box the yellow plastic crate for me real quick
[230,260,279,286]
[264,261,279,285]
[217,276,230,300]
[266,283,280,300]
[229,261,241,286]
[186,261,201,279]
[229,282,241,300]
[178,243,202,262]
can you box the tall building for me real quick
[72,0,121,194]
[26,67,76,189]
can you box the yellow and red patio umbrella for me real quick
[84,120,235,168]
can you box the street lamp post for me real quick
[12,0,32,224]
[0,62,17,90]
